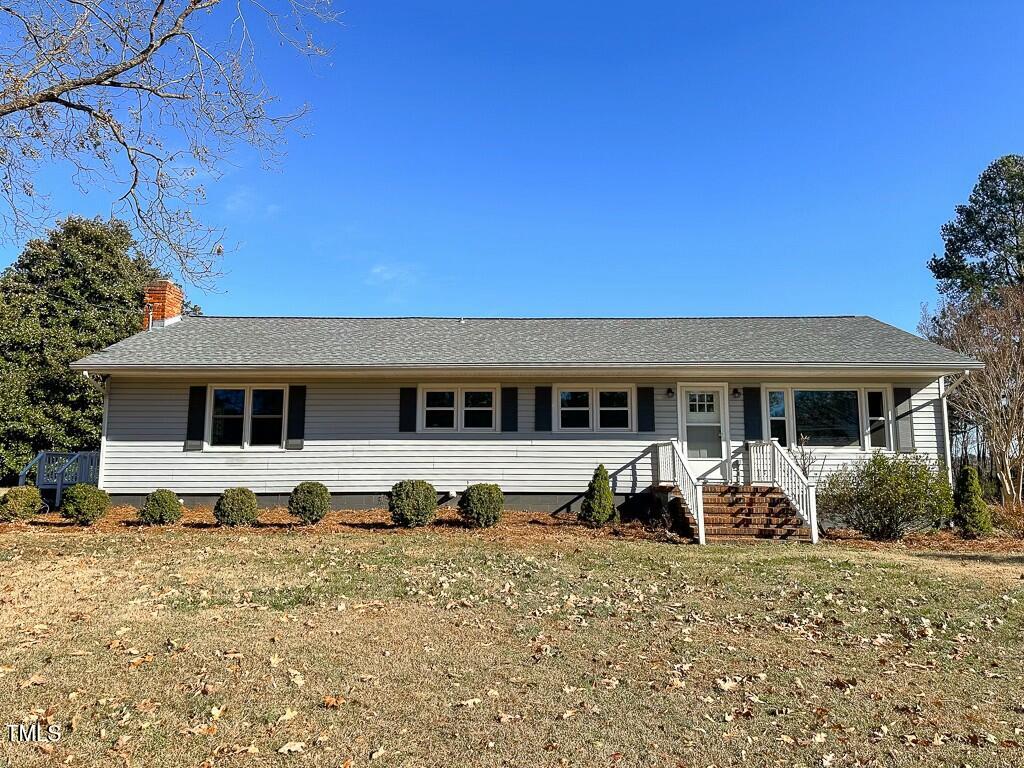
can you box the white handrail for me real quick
[652,440,705,544]
[747,439,818,543]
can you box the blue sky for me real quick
[5,1,1023,331]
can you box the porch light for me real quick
[665,388,674,399]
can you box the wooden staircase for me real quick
[700,484,812,542]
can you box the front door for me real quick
[679,386,729,481]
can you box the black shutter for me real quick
[743,387,763,441]
[399,387,417,432]
[501,387,518,432]
[534,386,552,431]
[637,387,655,432]
[286,385,306,450]
[184,386,206,451]
[893,387,914,452]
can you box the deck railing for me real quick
[747,439,818,543]
[653,439,706,544]
[18,451,100,507]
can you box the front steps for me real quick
[652,483,812,543]
[701,484,811,542]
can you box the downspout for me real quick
[938,376,953,486]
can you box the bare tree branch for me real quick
[0,0,339,284]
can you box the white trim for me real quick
[676,382,730,481]
[204,384,289,451]
[760,383,895,452]
[97,376,110,489]
[417,384,500,433]
[939,376,953,484]
[553,384,637,433]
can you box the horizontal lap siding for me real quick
[101,379,679,495]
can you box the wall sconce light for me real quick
[730,388,742,399]
[665,388,675,399]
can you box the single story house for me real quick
[72,281,980,540]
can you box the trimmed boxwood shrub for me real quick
[953,466,992,538]
[0,485,43,521]
[389,480,437,527]
[214,487,260,527]
[458,483,503,528]
[289,481,331,525]
[579,464,617,527]
[139,488,183,525]
[818,452,952,541]
[60,484,110,526]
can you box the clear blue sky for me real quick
[5,1,1023,331]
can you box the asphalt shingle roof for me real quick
[71,316,979,371]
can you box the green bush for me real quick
[579,464,617,527]
[60,484,110,526]
[953,466,993,538]
[0,485,43,521]
[139,488,183,525]
[458,483,503,528]
[818,453,952,541]
[389,480,437,527]
[213,487,260,527]
[289,481,331,525]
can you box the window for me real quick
[208,386,287,449]
[211,388,245,447]
[555,386,635,432]
[250,389,285,446]
[423,390,456,429]
[420,386,498,432]
[794,390,861,448]
[767,390,788,446]
[462,390,495,430]
[867,390,887,448]
[559,390,591,430]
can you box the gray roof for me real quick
[72,315,980,371]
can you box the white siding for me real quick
[102,379,679,495]
[101,376,949,496]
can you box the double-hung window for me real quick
[556,386,634,432]
[420,386,498,432]
[767,390,788,446]
[208,386,286,449]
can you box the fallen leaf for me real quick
[322,695,344,709]
[288,669,305,688]
[278,741,305,755]
[277,708,298,723]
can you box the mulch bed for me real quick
[826,527,1024,553]
[0,504,668,545]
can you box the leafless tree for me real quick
[945,289,1024,504]
[0,0,338,285]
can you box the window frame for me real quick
[554,384,636,433]
[417,385,500,433]
[760,384,894,452]
[204,384,289,451]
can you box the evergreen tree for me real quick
[952,466,993,538]
[0,217,165,483]
[580,464,617,527]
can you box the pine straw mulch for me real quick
[0,504,671,545]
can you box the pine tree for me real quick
[953,466,993,538]
[580,464,616,527]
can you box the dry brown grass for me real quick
[1,510,1023,767]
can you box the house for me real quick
[72,280,980,541]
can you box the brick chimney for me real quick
[142,280,184,330]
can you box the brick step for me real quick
[705,526,810,539]
[703,516,806,528]
[703,484,784,495]
[702,503,793,513]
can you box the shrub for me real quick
[992,502,1024,537]
[389,480,437,527]
[0,485,43,521]
[60,484,110,526]
[817,452,952,541]
[579,464,617,527]
[289,481,331,525]
[458,483,503,528]
[214,487,260,527]
[139,488,183,525]
[953,466,993,538]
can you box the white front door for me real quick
[679,385,729,481]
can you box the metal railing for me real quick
[652,439,706,544]
[18,451,100,507]
[747,439,818,543]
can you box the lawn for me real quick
[1,508,1023,767]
